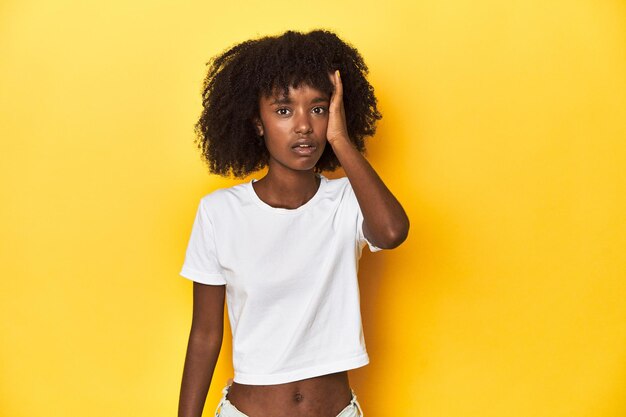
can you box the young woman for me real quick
[178,29,409,417]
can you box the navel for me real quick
[294,391,304,403]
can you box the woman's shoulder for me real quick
[198,181,250,211]
[323,175,353,194]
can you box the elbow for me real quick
[387,226,409,249]
[189,326,223,349]
[190,331,222,346]
[377,217,410,249]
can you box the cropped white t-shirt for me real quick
[179,173,382,385]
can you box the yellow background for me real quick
[1,1,625,416]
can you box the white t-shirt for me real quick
[179,173,382,385]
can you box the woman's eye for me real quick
[312,107,327,114]
[276,108,290,115]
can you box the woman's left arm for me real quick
[326,70,410,249]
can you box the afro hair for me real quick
[194,29,382,178]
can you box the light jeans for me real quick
[214,383,364,417]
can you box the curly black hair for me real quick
[194,29,382,178]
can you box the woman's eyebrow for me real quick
[310,96,329,104]
[270,96,291,105]
[269,96,329,105]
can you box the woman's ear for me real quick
[252,117,264,137]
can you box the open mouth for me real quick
[292,144,316,155]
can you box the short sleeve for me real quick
[179,199,226,285]
[345,179,383,253]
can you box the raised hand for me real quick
[326,70,350,146]
[323,70,410,251]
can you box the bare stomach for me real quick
[225,371,353,417]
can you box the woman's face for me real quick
[254,83,329,175]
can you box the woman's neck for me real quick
[252,169,321,210]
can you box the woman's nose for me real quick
[294,112,313,134]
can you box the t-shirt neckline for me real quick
[248,174,327,214]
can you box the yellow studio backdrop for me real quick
[1,0,625,416]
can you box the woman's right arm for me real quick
[178,282,226,417]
